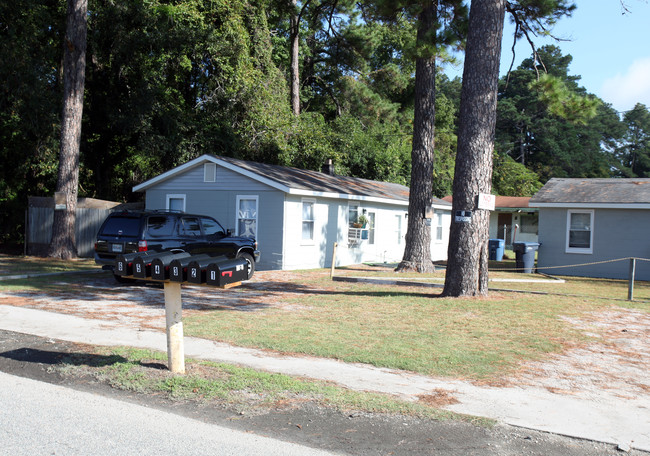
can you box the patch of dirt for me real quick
[509,308,650,400]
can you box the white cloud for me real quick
[601,57,650,113]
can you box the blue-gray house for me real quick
[529,178,650,280]
[133,155,452,270]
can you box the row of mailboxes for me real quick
[114,251,248,287]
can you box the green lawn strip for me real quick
[0,254,99,276]
[0,271,112,292]
[184,281,596,381]
[54,346,484,424]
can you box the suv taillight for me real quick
[138,240,148,252]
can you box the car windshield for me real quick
[101,216,141,237]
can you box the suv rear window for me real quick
[146,216,176,237]
[101,216,141,237]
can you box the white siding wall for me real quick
[280,196,452,269]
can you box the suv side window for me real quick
[146,216,175,237]
[180,217,202,237]
[201,217,225,237]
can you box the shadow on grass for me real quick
[0,348,170,369]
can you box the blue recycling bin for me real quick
[488,239,505,261]
[513,242,540,273]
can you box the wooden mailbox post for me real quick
[115,252,248,374]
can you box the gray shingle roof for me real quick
[215,155,451,206]
[530,178,650,205]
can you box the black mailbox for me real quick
[207,257,248,287]
[132,251,182,279]
[115,252,141,277]
[169,254,212,282]
[115,251,162,277]
[150,252,191,281]
[187,256,226,284]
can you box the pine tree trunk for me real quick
[48,0,87,260]
[289,0,300,116]
[396,2,436,274]
[443,0,506,296]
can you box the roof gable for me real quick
[530,178,650,208]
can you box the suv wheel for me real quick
[237,252,255,280]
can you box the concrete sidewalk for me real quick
[1,304,648,453]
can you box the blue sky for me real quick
[443,0,650,114]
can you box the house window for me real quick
[166,194,185,212]
[236,195,258,238]
[566,210,593,254]
[348,203,359,227]
[302,199,315,242]
[204,163,216,182]
[520,213,538,234]
[435,211,444,242]
[367,212,376,245]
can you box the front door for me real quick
[497,213,512,246]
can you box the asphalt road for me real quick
[1,370,339,456]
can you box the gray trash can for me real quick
[513,242,540,273]
[488,239,505,261]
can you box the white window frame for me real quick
[434,211,444,243]
[348,203,359,227]
[236,195,258,238]
[395,214,403,245]
[166,194,186,212]
[204,163,216,182]
[565,209,594,254]
[301,198,316,245]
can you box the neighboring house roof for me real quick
[442,195,532,209]
[133,154,452,208]
[529,178,650,209]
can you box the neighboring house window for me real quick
[302,199,315,242]
[204,163,216,182]
[435,211,444,242]
[520,213,538,234]
[396,215,403,244]
[237,195,258,238]
[566,210,594,254]
[167,194,185,212]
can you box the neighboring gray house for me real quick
[133,155,452,270]
[444,195,538,247]
[529,178,650,280]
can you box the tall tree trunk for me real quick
[289,0,300,116]
[443,0,506,296]
[48,0,87,259]
[396,2,436,274]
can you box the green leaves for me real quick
[529,73,599,125]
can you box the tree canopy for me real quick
[0,0,646,249]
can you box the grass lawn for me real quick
[2,253,648,383]
[0,253,98,275]
[183,265,650,382]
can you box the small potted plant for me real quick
[357,214,369,228]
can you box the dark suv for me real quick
[94,211,260,281]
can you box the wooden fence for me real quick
[26,197,143,258]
